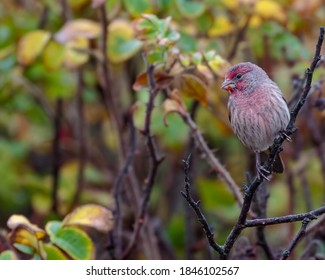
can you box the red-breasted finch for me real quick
[221,62,290,176]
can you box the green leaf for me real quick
[43,244,68,260]
[177,32,198,53]
[46,221,94,260]
[135,14,180,45]
[46,221,62,236]
[108,20,143,63]
[13,243,34,255]
[109,37,142,63]
[152,111,189,150]
[196,11,214,34]
[0,250,17,260]
[123,0,153,17]
[176,0,206,18]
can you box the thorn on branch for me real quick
[181,153,224,256]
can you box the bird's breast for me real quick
[228,91,289,152]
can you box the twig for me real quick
[38,4,49,28]
[60,0,72,21]
[305,215,325,237]
[122,55,164,259]
[97,4,159,259]
[181,112,244,209]
[252,182,274,259]
[97,4,125,158]
[113,113,137,259]
[181,154,224,256]
[280,217,312,260]
[72,68,87,208]
[245,206,325,227]
[286,171,296,243]
[184,100,199,259]
[51,98,63,213]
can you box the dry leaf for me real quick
[63,204,114,233]
[55,19,100,43]
[133,69,174,91]
[177,74,209,106]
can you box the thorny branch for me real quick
[280,217,312,260]
[123,55,164,259]
[181,154,224,256]
[182,26,325,260]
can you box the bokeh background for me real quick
[0,0,325,260]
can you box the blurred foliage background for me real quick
[0,0,325,260]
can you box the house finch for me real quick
[221,62,290,179]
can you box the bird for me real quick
[221,62,290,180]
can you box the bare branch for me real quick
[280,218,312,260]
[113,112,137,259]
[245,206,324,227]
[181,154,224,256]
[123,55,164,259]
[72,68,87,208]
[51,98,63,214]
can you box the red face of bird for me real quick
[221,62,268,95]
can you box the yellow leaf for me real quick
[109,19,134,39]
[64,37,89,69]
[201,53,230,78]
[42,40,65,71]
[178,74,209,106]
[12,228,40,248]
[208,16,234,37]
[254,0,286,23]
[8,215,46,257]
[17,30,51,65]
[7,215,46,240]
[249,15,262,28]
[55,19,100,43]
[63,204,114,233]
[221,0,238,10]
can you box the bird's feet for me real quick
[279,130,292,142]
[256,162,271,181]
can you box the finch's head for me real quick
[221,62,269,94]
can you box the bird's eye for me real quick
[236,74,242,79]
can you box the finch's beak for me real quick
[221,79,236,91]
